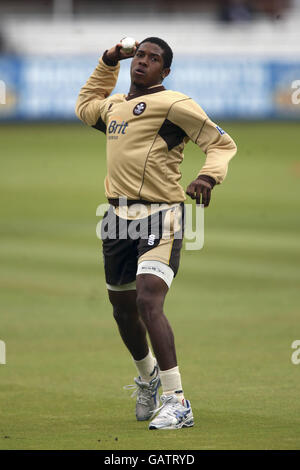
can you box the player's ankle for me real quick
[159,366,185,403]
[164,389,185,404]
[133,349,156,382]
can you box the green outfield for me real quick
[0,121,299,450]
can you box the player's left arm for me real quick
[168,99,237,206]
[186,118,237,206]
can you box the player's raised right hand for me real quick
[105,41,139,63]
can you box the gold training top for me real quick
[75,57,237,204]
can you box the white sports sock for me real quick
[133,349,156,382]
[159,366,185,404]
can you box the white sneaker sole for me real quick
[149,417,194,430]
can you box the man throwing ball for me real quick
[75,37,237,430]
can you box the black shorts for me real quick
[101,203,185,286]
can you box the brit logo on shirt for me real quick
[133,102,146,116]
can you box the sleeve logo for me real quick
[216,125,226,135]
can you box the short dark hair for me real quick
[137,37,173,69]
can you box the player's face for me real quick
[130,42,170,88]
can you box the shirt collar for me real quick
[126,85,166,101]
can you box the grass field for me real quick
[0,121,299,450]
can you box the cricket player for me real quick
[75,37,237,430]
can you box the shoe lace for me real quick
[123,383,139,398]
[123,380,155,406]
[150,394,178,417]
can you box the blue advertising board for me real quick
[0,54,300,120]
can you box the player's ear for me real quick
[161,68,170,80]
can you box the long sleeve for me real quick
[195,119,237,184]
[75,57,120,126]
[168,98,237,184]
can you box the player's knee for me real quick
[112,305,131,325]
[136,292,161,323]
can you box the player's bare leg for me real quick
[136,274,176,371]
[107,275,193,428]
[136,273,194,430]
[108,288,160,421]
[108,289,149,361]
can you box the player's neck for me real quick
[128,82,162,96]
[127,83,165,101]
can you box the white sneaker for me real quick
[149,394,194,430]
[124,367,161,421]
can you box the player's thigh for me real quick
[137,203,184,282]
[102,209,138,287]
[137,227,183,291]
[136,219,183,311]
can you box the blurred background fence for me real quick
[0,0,300,120]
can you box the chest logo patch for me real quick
[133,102,146,116]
